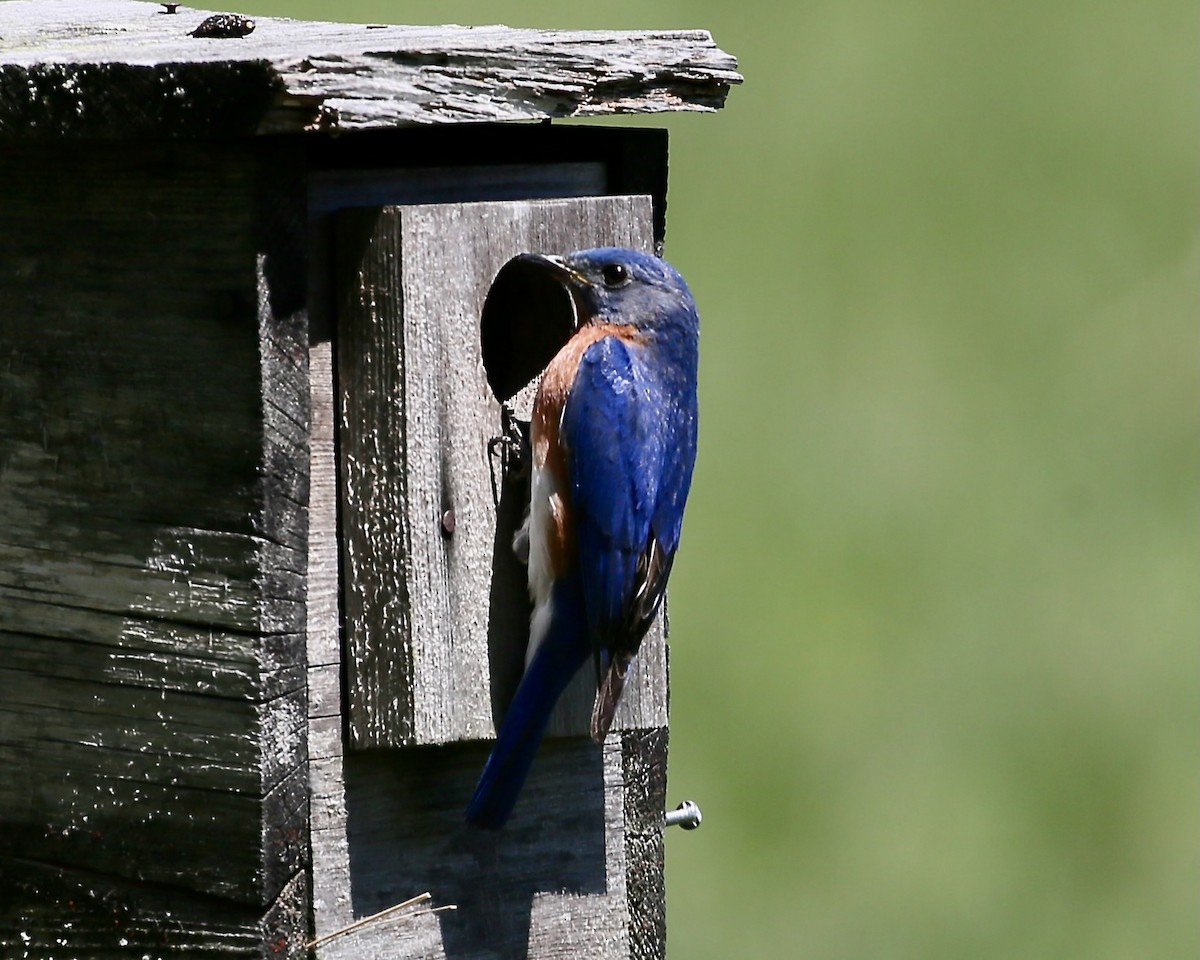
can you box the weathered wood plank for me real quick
[308,126,672,253]
[0,858,309,960]
[311,737,627,960]
[306,335,356,944]
[307,731,666,959]
[336,195,668,750]
[306,343,342,673]
[310,163,607,216]
[0,140,309,956]
[623,727,670,960]
[0,1,740,137]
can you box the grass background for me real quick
[225,1,1195,956]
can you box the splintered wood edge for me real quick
[0,1,742,136]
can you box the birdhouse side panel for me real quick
[0,141,308,956]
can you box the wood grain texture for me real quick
[623,727,670,960]
[0,140,309,957]
[336,196,668,750]
[306,338,355,943]
[0,1,741,137]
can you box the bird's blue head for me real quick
[520,247,699,342]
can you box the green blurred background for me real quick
[236,0,1195,955]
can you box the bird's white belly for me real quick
[522,457,563,668]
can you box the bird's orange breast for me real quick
[531,323,645,578]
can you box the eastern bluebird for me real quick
[466,247,700,829]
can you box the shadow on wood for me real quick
[343,740,607,959]
[486,437,535,729]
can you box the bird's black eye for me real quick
[601,262,630,287]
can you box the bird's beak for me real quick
[515,253,593,326]
[515,253,589,288]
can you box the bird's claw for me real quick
[488,405,531,506]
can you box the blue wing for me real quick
[562,335,697,737]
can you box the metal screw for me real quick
[440,509,457,537]
[664,800,702,830]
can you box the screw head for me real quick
[664,800,702,830]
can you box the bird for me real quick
[466,247,700,829]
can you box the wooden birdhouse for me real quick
[0,3,739,957]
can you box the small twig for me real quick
[305,892,456,949]
[397,905,458,922]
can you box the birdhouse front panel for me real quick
[336,195,668,751]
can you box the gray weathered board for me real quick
[0,1,740,136]
[0,140,310,956]
[337,196,667,749]
[309,196,670,958]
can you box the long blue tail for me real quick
[466,584,590,829]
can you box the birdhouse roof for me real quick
[0,1,741,138]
